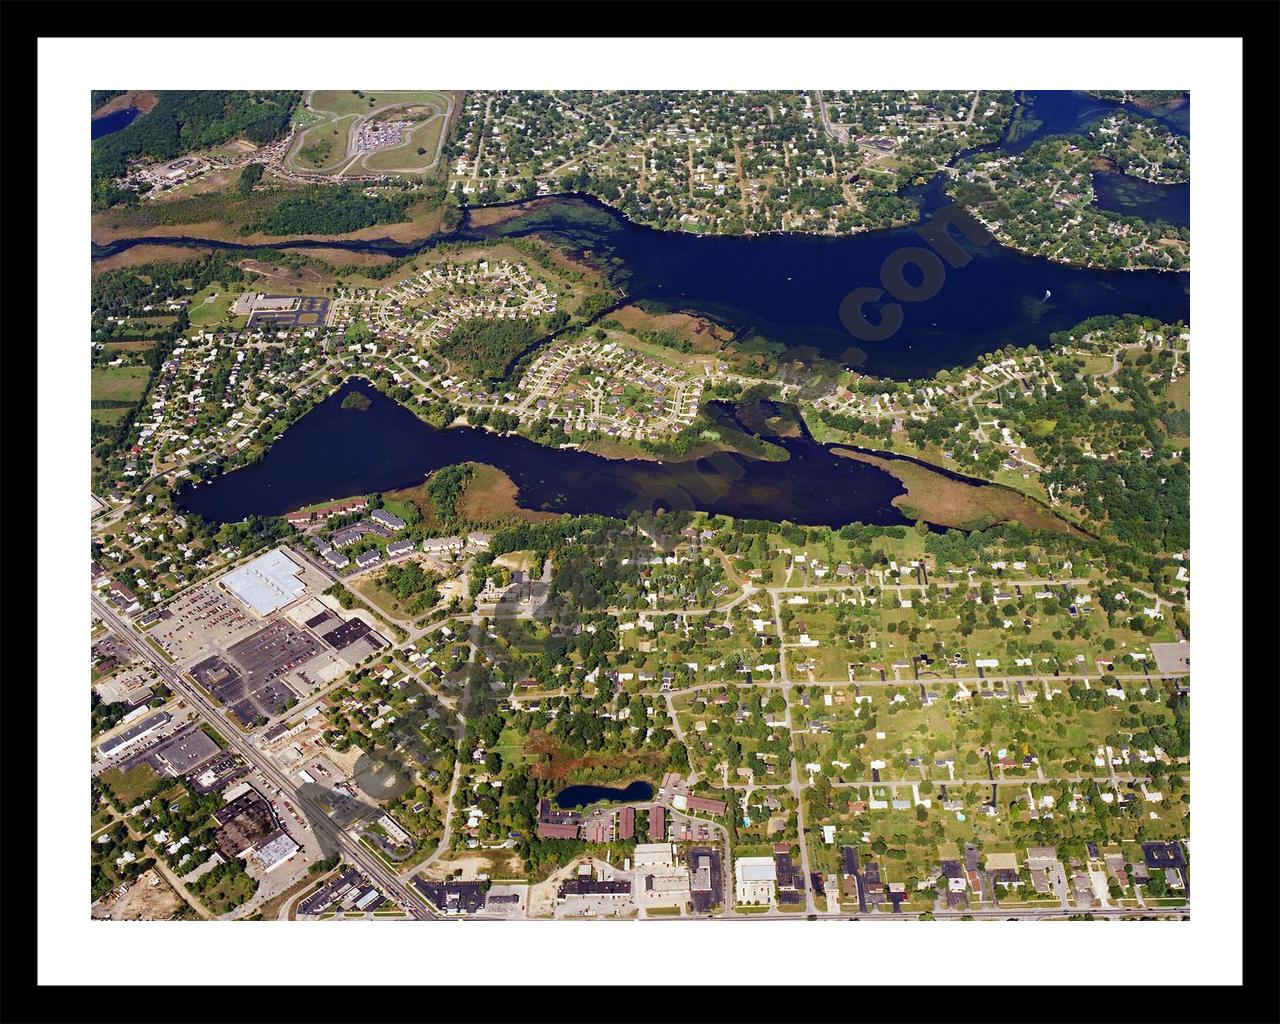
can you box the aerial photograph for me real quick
[88,86,1193,925]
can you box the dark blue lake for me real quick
[1091,172,1190,228]
[92,106,141,140]
[999,90,1188,154]
[554,781,654,809]
[175,379,920,528]
[467,194,1188,378]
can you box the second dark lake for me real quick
[1091,172,1190,229]
[175,379,920,528]
[92,106,141,139]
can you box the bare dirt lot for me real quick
[239,259,328,286]
[94,91,159,117]
[420,849,524,882]
[526,858,589,918]
[98,868,183,920]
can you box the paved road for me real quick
[660,671,1186,701]
[646,903,1189,922]
[813,90,848,145]
[90,595,436,920]
[769,589,818,915]
[286,90,455,179]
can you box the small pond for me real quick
[553,781,654,809]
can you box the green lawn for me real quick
[494,725,528,766]
[196,871,256,915]
[187,287,238,328]
[91,406,133,426]
[311,90,451,117]
[99,763,162,804]
[91,365,151,404]
[1072,353,1116,376]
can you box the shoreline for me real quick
[93,188,1189,276]
[831,447,1088,537]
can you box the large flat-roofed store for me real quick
[221,549,308,616]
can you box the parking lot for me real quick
[190,651,301,728]
[152,584,261,662]
[247,295,330,330]
[554,895,636,919]
[228,621,323,686]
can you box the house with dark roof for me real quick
[773,848,804,892]
[536,797,582,839]
[412,878,486,915]
[558,877,632,899]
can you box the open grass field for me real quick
[103,340,158,353]
[99,763,162,804]
[361,114,447,173]
[311,90,452,117]
[494,724,529,767]
[91,365,151,404]
[187,286,240,328]
[91,406,134,426]
[292,114,360,172]
[1072,353,1116,376]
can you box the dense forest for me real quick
[92,90,299,187]
[436,316,542,381]
[238,162,264,194]
[426,464,474,523]
[246,185,415,236]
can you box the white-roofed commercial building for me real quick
[222,548,308,616]
[734,856,777,905]
[633,842,675,869]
